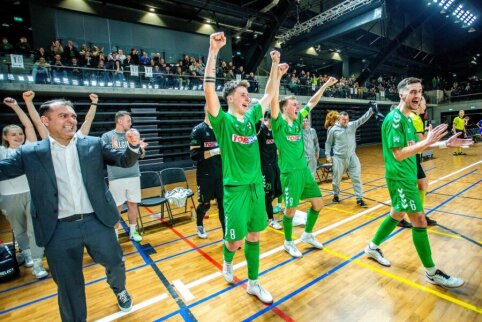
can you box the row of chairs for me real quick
[113,168,196,233]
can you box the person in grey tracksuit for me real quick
[302,118,320,178]
[325,107,373,207]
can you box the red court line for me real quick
[144,206,295,322]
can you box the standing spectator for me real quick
[302,118,320,178]
[34,47,50,63]
[51,54,67,81]
[101,111,145,242]
[0,99,140,320]
[50,39,64,58]
[140,51,151,66]
[113,60,125,83]
[325,107,373,207]
[69,57,83,83]
[190,106,225,238]
[246,72,259,93]
[32,57,51,84]
[64,40,79,61]
[452,110,466,156]
[117,48,126,63]
[1,97,48,279]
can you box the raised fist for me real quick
[270,50,281,63]
[278,63,289,76]
[3,97,18,108]
[210,32,226,51]
[22,91,35,102]
[89,93,98,104]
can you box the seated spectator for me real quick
[50,39,64,57]
[113,60,125,84]
[246,72,259,93]
[51,54,67,81]
[1,37,14,55]
[96,59,109,83]
[32,57,51,84]
[140,50,151,66]
[236,65,246,80]
[149,64,162,86]
[69,57,83,82]
[15,36,31,56]
[34,47,50,63]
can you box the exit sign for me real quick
[13,17,23,22]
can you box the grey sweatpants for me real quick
[332,154,363,198]
[0,192,44,259]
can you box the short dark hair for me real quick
[39,99,74,116]
[115,111,130,123]
[397,77,421,93]
[339,111,348,116]
[222,80,249,101]
[279,95,296,112]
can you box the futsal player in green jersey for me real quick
[365,77,473,288]
[271,73,338,258]
[203,32,283,304]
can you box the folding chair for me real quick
[137,171,172,232]
[159,168,196,225]
[316,161,333,183]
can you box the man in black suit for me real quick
[0,98,141,321]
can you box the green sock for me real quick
[419,190,426,209]
[223,242,235,263]
[283,214,293,241]
[244,240,260,280]
[372,216,399,246]
[412,227,435,268]
[305,208,320,233]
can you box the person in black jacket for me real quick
[190,105,225,239]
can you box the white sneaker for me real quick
[268,219,282,230]
[32,260,48,279]
[284,241,302,258]
[365,245,391,267]
[223,261,234,284]
[300,232,323,249]
[196,226,208,239]
[129,231,142,242]
[426,269,465,288]
[247,280,273,304]
[21,249,34,267]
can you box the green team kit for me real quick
[209,103,267,241]
[271,105,321,208]
[382,108,423,212]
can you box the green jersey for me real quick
[381,108,418,181]
[209,103,263,185]
[271,105,310,173]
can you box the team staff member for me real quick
[452,110,466,156]
[257,111,282,230]
[271,74,338,259]
[325,107,373,207]
[190,106,225,238]
[0,99,141,321]
[365,77,473,288]
[302,117,320,178]
[204,31,280,304]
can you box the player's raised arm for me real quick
[203,32,226,118]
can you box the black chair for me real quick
[159,167,196,225]
[316,161,333,183]
[137,171,172,232]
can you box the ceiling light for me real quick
[149,7,155,12]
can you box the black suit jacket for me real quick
[0,135,140,246]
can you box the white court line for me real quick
[172,279,195,301]
[185,160,481,290]
[95,293,168,322]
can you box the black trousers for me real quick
[44,214,125,322]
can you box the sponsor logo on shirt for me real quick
[266,139,275,144]
[286,135,301,142]
[204,141,218,148]
[232,134,257,144]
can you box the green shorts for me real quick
[386,178,423,213]
[223,182,267,241]
[281,167,322,209]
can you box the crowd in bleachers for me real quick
[1,37,260,93]
[431,75,482,100]
[282,71,400,101]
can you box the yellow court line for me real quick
[428,229,462,240]
[267,226,298,240]
[324,206,357,215]
[323,247,482,314]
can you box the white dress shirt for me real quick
[48,132,94,219]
